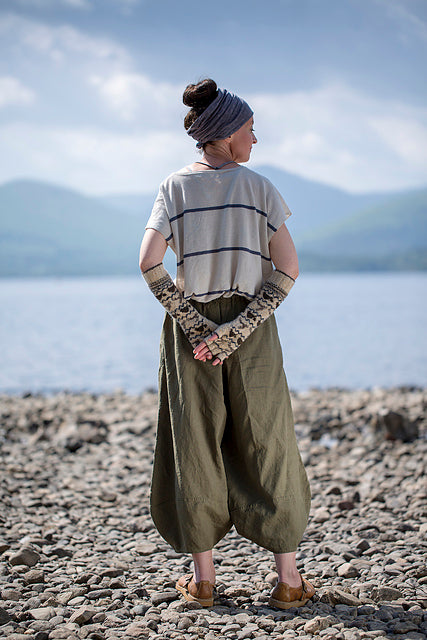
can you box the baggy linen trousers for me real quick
[150,294,311,554]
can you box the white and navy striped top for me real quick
[145,165,291,303]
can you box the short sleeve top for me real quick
[145,165,291,302]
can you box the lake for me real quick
[0,273,426,394]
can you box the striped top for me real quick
[145,165,291,302]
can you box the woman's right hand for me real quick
[193,333,224,366]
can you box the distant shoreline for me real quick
[1,384,426,399]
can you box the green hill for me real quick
[0,179,144,276]
[297,188,427,271]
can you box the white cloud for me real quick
[374,0,427,43]
[248,84,427,193]
[90,72,182,124]
[0,76,35,108]
[369,115,427,165]
[0,13,129,66]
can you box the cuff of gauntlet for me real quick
[269,270,295,296]
[142,263,167,285]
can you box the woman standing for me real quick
[139,79,315,609]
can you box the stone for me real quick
[371,409,418,441]
[371,586,403,601]
[150,590,178,605]
[0,606,11,624]
[0,541,11,554]
[86,589,112,600]
[313,508,330,523]
[1,588,21,600]
[337,563,360,578]
[9,546,40,567]
[28,607,56,620]
[23,569,45,584]
[304,616,331,633]
[135,542,158,555]
[69,607,97,625]
[123,622,150,637]
[177,616,193,630]
[325,588,361,606]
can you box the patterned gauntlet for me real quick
[142,263,218,348]
[207,269,295,362]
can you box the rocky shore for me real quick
[1,387,426,640]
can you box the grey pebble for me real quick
[9,546,41,567]
[150,590,178,605]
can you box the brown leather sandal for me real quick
[268,571,315,609]
[175,573,216,607]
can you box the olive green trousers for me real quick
[150,295,311,553]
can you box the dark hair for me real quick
[183,78,218,130]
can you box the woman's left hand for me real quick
[193,333,223,366]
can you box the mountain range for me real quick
[0,167,426,277]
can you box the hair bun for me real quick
[183,78,218,109]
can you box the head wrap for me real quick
[186,88,253,148]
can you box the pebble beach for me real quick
[0,387,426,640]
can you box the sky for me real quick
[0,0,426,196]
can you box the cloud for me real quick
[90,72,182,125]
[0,76,35,108]
[0,13,129,66]
[374,0,427,43]
[0,122,194,195]
[248,84,427,193]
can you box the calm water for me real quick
[0,273,426,394]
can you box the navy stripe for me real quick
[165,233,173,242]
[267,221,277,232]
[169,203,270,224]
[184,288,257,300]
[177,246,271,264]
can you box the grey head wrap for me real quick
[186,88,253,148]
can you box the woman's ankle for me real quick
[193,568,215,584]
[277,569,301,586]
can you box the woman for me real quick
[139,79,314,609]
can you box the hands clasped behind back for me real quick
[193,268,295,366]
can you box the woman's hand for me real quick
[193,333,223,366]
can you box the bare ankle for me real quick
[194,570,215,584]
[277,570,301,586]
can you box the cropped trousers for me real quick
[149,294,311,554]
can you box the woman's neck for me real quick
[192,150,238,171]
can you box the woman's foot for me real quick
[269,572,315,609]
[175,573,215,607]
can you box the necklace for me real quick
[195,160,236,170]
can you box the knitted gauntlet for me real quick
[142,263,218,348]
[207,270,295,362]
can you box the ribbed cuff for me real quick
[142,263,168,285]
[268,270,295,295]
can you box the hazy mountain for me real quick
[0,175,425,277]
[0,179,143,276]
[297,187,427,271]
[253,165,394,237]
[99,192,157,219]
